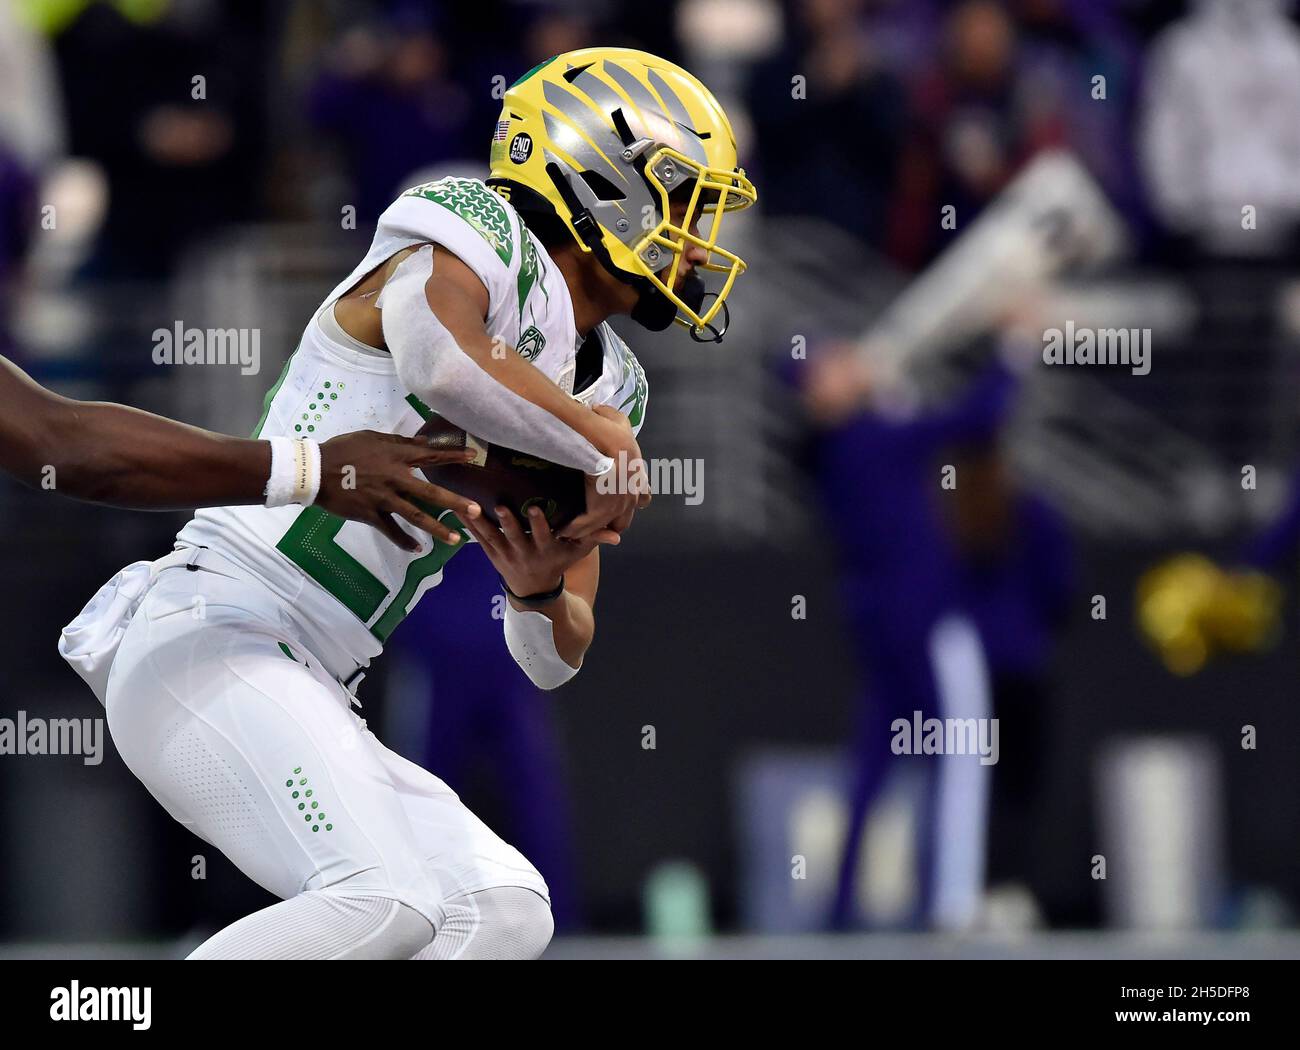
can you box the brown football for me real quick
[415,415,586,533]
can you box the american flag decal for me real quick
[492,119,510,142]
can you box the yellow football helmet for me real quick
[1135,553,1282,675]
[486,47,757,341]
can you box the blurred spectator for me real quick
[889,1,1021,267]
[1012,0,1144,222]
[857,0,947,75]
[308,9,473,223]
[0,0,66,172]
[888,0,1136,268]
[1138,0,1300,259]
[522,7,596,65]
[0,154,36,358]
[1246,467,1300,572]
[1136,0,1300,461]
[44,0,270,278]
[745,0,908,249]
[0,0,60,353]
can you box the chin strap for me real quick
[543,162,725,341]
[680,276,729,343]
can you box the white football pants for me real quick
[103,553,552,959]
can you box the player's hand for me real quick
[317,430,483,553]
[561,405,650,540]
[462,502,619,598]
[802,344,873,425]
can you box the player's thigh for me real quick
[106,572,444,925]
[370,733,551,903]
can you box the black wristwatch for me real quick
[500,575,566,607]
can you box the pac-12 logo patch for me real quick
[517,325,546,360]
[509,132,533,164]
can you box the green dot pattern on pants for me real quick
[287,769,330,829]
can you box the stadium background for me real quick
[1,0,1299,958]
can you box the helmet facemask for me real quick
[627,145,756,340]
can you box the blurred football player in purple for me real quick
[803,344,1073,929]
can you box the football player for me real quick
[60,47,756,960]
[0,353,480,546]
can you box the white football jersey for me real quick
[178,176,648,677]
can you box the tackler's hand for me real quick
[317,430,482,553]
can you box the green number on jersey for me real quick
[276,507,467,642]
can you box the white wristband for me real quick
[503,602,580,690]
[264,437,322,508]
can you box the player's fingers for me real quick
[401,440,478,466]
[624,460,652,507]
[556,511,600,541]
[591,404,632,429]
[525,505,554,549]
[558,501,626,540]
[370,509,420,552]
[389,499,462,546]
[570,528,621,556]
[495,505,527,548]
[401,476,481,520]
[348,430,468,460]
[460,511,500,552]
[551,527,621,565]
[629,461,653,506]
[608,504,636,534]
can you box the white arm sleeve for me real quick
[379,245,614,476]
[503,602,581,690]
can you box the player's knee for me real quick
[373,899,437,959]
[317,891,437,959]
[494,888,554,960]
[521,893,555,959]
[321,867,446,951]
